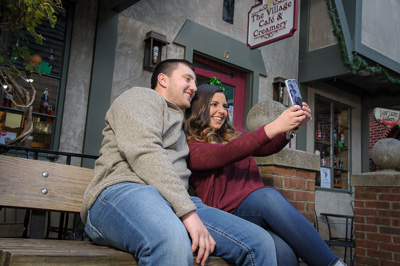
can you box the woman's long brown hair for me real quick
[184,84,242,144]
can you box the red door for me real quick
[193,56,246,129]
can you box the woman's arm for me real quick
[252,132,289,156]
[188,126,272,171]
[253,103,312,156]
[188,104,312,171]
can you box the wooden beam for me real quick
[111,0,141,13]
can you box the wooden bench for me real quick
[0,155,232,265]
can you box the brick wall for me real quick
[260,165,316,223]
[353,184,400,265]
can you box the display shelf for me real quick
[315,95,351,191]
[0,106,56,121]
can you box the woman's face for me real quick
[208,92,228,130]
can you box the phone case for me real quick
[285,79,303,106]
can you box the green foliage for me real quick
[209,77,226,93]
[326,0,400,84]
[0,0,63,73]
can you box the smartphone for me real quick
[285,79,303,106]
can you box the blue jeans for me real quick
[84,182,295,265]
[234,188,339,266]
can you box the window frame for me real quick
[314,94,352,192]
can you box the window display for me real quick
[0,74,58,149]
[0,5,69,150]
[314,95,351,190]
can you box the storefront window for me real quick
[0,73,58,149]
[314,95,351,191]
[0,4,70,149]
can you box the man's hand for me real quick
[181,211,216,266]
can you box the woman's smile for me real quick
[209,92,228,130]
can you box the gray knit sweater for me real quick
[80,87,196,223]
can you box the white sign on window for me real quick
[247,0,298,49]
[320,167,331,189]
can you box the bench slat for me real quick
[0,155,233,265]
[0,155,94,213]
[0,238,136,265]
[0,238,232,265]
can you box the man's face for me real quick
[163,63,197,108]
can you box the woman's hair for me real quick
[184,84,242,144]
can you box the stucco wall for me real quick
[361,0,400,63]
[111,0,300,104]
[308,0,337,52]
[257,4,300,103]
[59,0,98,160]
[112,0,250,101]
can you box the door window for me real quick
[193,55,246,128]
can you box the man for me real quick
[81,59,283,265]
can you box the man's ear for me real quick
[158,73,168,89]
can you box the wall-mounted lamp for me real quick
[143,31,169,71]
[272,77,286,105]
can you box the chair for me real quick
[318,202,355,266]
[321,212,355,265]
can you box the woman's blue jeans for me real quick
[234,188,339,266]
[84,182,297,265]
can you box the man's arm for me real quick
[110,88,215,264]
[187,126,273,171]
[110,88,196,216]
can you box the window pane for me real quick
[0,112,23,144]
[315,95,351,191]
[0,4,71,150]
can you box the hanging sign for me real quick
[373,107,400,129]
[247,0,298,49]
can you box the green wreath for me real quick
[209,77,226,93]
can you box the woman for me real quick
[184,84,346,266]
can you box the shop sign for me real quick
[247,0,298,49]
[373,107,400,128]
[320,167,331,189]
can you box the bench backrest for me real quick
[0,155,94,213]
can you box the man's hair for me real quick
[150,59,195,89]
[184,84,242,144]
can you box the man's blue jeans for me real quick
[84,182,298,265]
[234,188,339,266]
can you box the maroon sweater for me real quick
[187,126,289,214]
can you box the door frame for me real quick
[194,55,246,128]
